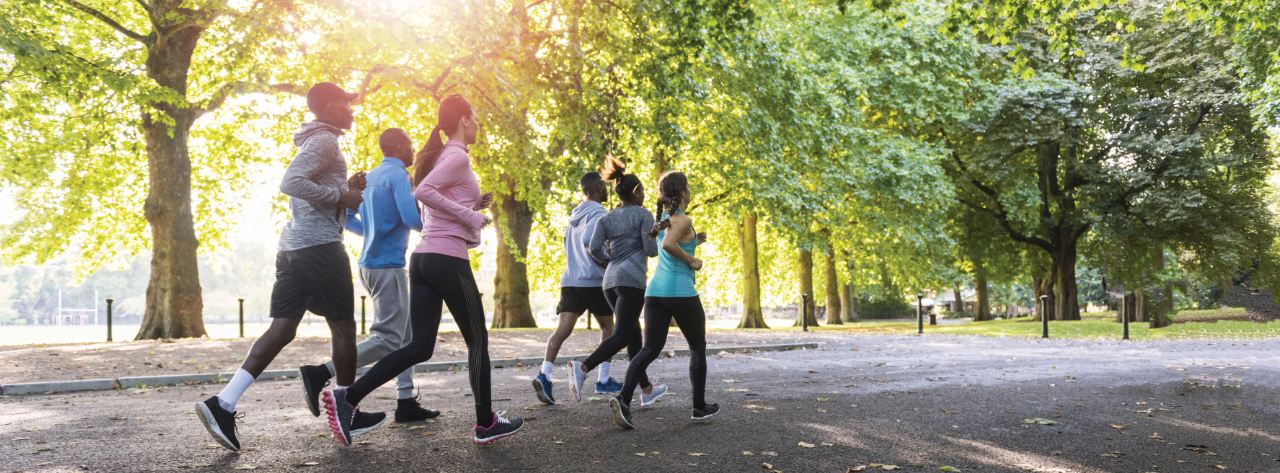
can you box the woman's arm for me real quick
[412,153,487,230]
[661,215,702,271]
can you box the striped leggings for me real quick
[347,253,493,426]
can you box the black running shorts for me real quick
[269,242,355,320]
[556,286,613,317]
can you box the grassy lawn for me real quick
[719,308,1279,340]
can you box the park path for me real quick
[3,334,1280,472]
[0,328,819,384]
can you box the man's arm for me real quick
[588,217,609,265]
[393,172,423,231]
[344,208,365,236]
[280,137,341,205]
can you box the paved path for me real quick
[3,334,1279,472]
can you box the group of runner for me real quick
[195,82,714,451]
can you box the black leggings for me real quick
[620,296,706,408]
[581,286,650,389]
[347,253,493,426]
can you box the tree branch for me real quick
[61,0,151,44]
[198,81,303,115]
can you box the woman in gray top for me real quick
[567,157,668,405]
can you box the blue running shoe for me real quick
[640,383,669,408]
[595,378,623,395]
[532,372,556,405]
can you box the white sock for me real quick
[336,384,349,391]
[599,362,611,382]
[540,361,554,378]
[216,369,255,412]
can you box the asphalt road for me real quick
[4,334,1280,472]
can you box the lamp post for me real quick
[916,294,924,335]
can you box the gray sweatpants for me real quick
[325,267,416,400]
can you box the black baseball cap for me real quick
[306,82,357,111]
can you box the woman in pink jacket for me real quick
[324,95,525,446]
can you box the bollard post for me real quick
[238,298,245,338]
[1040,295,1049,339]
[1122,296,1130,340]
[360,295,367,336]
[916,294,924,335]
[106,298,114,342]
[586,312,592,331]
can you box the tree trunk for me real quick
[136,25,206,340]
[1133,290,1149,322]
[1051,242,1081,320]
[952,286,963,315]
[840,282,857,322]
[794,247,819,327]
[1122,291,1137,324]
[823,248,842,325]
[974,268,993,321]
[1149,250,1175,328]
[737,212,768,329]
[491,183,536,328]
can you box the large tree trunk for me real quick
[737,212,768,328]
[137,25,206,340]
[823,248,842,325]
[1051,241,1081,320]
[794,247,819,327]
[952,286,963,315]
[491,182,536,328]
[974,267,993,321]
[840,282,857,322]
[1149,250,1175,328]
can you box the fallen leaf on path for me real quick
[1023,418,1058,425]
[816,397,831,402]
[296,462,320,467]
[1109,424,1129,430]
[1184,444,1211,453]
[634,453,646,457]
[761,462,774,469]
[1213,465,1227,470]
[848,467,867,472]
[761,451,778,456]
[743,451,754,456]
[1149,432,1165,440]
[820,442,834,447]
[940,467,961,472]
[689,452,706,456]
[870,464,901,471]
[798,441,816,448]
[233,465,257,470]
[1102,451,1124,458]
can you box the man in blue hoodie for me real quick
[532,172,617,405]
[297,128,439,425]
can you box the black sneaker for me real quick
[299,364,331,417]
[195,396,242,451]
[692,402,720,420]
[609,396,635,430]
[351,410,387,438]
[322,388,355,446]
[473,411,524,445]
[395,397,441,423]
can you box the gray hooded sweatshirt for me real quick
[560,200,608,287]
[588,205,658,290]
[278,121,349,252]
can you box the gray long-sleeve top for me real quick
[588,205,658,290]
[278,121,349,251]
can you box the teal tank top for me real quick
[646,211,698,298]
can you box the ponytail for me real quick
[652,170,689,231]
[602,155,642,204]
[411,94,473,187]
[412,125,444,187]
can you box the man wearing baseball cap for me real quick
[196,82,381,451]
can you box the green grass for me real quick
[731,313,1280,340]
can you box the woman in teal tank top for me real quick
[609,170,719,430]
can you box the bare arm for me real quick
[661,214,702,271]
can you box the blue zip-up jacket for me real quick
[344,157,422,269]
